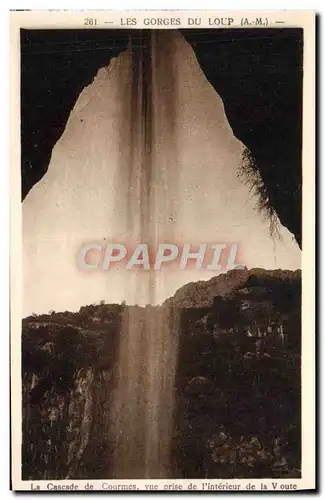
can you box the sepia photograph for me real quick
[10,10,315,491]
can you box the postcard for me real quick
[10,10,315,491]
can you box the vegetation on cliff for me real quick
[22,268,301,479]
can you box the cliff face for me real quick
[173,269,301,478]
[22,269,301,479]
[165,267,301,308]
[22,317,121,479]
[22,367,114,480]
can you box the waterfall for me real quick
[109,32,179,478]
[22,29,301,478]
[110,306,178,478]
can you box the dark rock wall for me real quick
[183,29,303,247]
[21,29,303,246]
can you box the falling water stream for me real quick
[110,32,179,479]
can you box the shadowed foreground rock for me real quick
[22,269,301,479]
